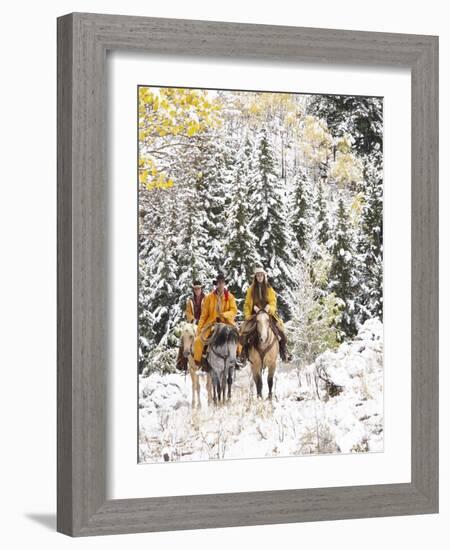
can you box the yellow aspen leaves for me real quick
[299,116,333,167]
[138,87,223,189]
[330,152,363,189]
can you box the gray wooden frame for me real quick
[57,12,438,537]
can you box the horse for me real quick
[200,323,239,404]
[243,310,279,399]
[180,321,212,407]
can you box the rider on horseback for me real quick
[193,273,241,369]
[175,280,205,371]
[240,266,292,362]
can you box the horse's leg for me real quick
[216,368,225,404]
[221,370,227,402]
[227,367,233,400]
[217,377,222,403]
[206,373,212,405]
[192,361,201,408]
[189,366,196,407]
[251,360,263,398]
[255,373,263,398]
[211,371,218,404]
[267,361,277,400]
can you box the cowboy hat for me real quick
[253,266,267,276]
[212,273,227,285]
[191,280,204,289]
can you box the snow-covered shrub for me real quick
[141,343,178,376]
[285,262,341,365]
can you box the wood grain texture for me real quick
[57,13,74,535]
[57,12,439,537]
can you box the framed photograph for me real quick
[57,13,438,536]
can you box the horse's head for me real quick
[209,324,239,365]
[256,310,271,344]
[180,321,196,358]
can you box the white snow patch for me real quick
[139,319,383,463]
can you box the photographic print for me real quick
[138,86,383,463]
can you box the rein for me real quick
[199,322,217,345]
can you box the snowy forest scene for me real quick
[138,86,383,464]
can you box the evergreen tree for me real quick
[355,162,383,322]
[196,134,236,272]
[224,135,259,305]
[307,95,383,159]
[140,233,180,351]
[315,182,330,246]
[328,198,357,339]
[250,128,295,318]
[175,171,212,291]
[138,186,181,371]
[291,169,311,255]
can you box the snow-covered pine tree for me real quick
[307,95,383,159]
[138,184,181,372]
[305,180,332,294]
[138,254,153,374]
[250,127,296,319]
[355,161,383,322]
[195,132,236,273]
[291,168,311,256]
[140,233,180,353]
[315,181,330,246]
[175,147,215,298]
[328,197,357,339]
[224,134,259,306]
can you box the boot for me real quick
[235,344,248,369]
[200,348,211,372]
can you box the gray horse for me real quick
[204,323,239,404]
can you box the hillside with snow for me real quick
[139,318,383,463]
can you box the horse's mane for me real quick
[181,321,196,336]
[211,324,239,348]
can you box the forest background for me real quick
[138,87,383,374]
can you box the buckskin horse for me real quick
[241,310,279,399]
[180,321,212,407]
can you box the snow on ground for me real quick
[139,319,383,463]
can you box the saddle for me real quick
[240,314,280,346]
